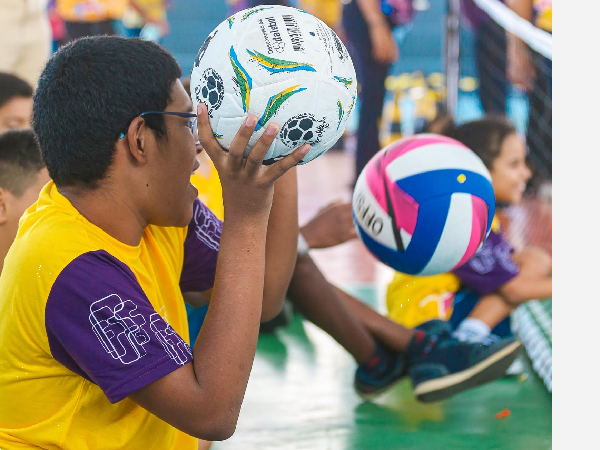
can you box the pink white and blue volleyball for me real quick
[352,134,495,276]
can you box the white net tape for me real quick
[473,0,552,60]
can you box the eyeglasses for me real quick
[120,111,198,143]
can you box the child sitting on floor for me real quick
[387,116,552,374]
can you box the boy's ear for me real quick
[0,188,8,225]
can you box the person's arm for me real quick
[130,105,309,440]
[506,0,536,90]
[355,0,399,64]
[262,167,299,321]
[356,0,388,28]
[180,168,298,321]
[498,275,552,305]
[453,230,551,306]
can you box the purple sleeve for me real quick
[45,250,193,404]
[179,198,222,293]
[452,229,520,296]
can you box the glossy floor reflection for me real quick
[213,286,552,450]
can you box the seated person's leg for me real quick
[452,292,513,340]
[513,246,552,278]
[289,255,521,402]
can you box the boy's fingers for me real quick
[228,115,258,164]
[244,123,279,172]
[265,144,310,181]
[196,103,223,165]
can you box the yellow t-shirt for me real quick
[56,0,127,22]
[533,0,552,32]
[386,216,516,328]
[386,272,459,328]
[122,0,167,29]
[190,158,224,221]
[0,182,222,449]
[297,0,342,29]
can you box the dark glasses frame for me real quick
[119,111,198,142]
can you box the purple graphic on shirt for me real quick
[90,294,151,365]
[45,250,193,403]
[150,312,192,365]
[452,227,519,296]
[180,198,222,293]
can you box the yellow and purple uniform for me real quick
[387,217,520,328]
[0,182,222,449]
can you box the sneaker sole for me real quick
[353,375,407,401]
[413,340,522,403]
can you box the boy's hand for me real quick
[197,102,309,219]
[300,200,357,249]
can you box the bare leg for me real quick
[332,286,415,352]
[513,246,552,278]
[468,294,514,330]
[287,254,377,364]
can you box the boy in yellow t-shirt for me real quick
[0,36,305,448]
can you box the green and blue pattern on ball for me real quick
[348,95,357,116]
[242,6,273,21]
[256,85,306,131]
[229,46,252,113]
[334,76,353,87]
[247,50,316,74]
[337,99,344,131]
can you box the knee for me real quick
[515,247,552,277]
[292,254,315,281]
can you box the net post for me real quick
[445,0,461,116]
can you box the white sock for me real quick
[453,318,492,343]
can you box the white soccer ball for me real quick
[191,5,357,165]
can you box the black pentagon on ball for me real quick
[289,128,303,142]
[279,113,329,149]
[199,68,225,115]
[299,118,313,130]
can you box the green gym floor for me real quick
[213,286,551,450]
[212,152,552,450]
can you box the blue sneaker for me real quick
[407,321,522,403]
[354,344,407,399]
[453,329,526,377]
